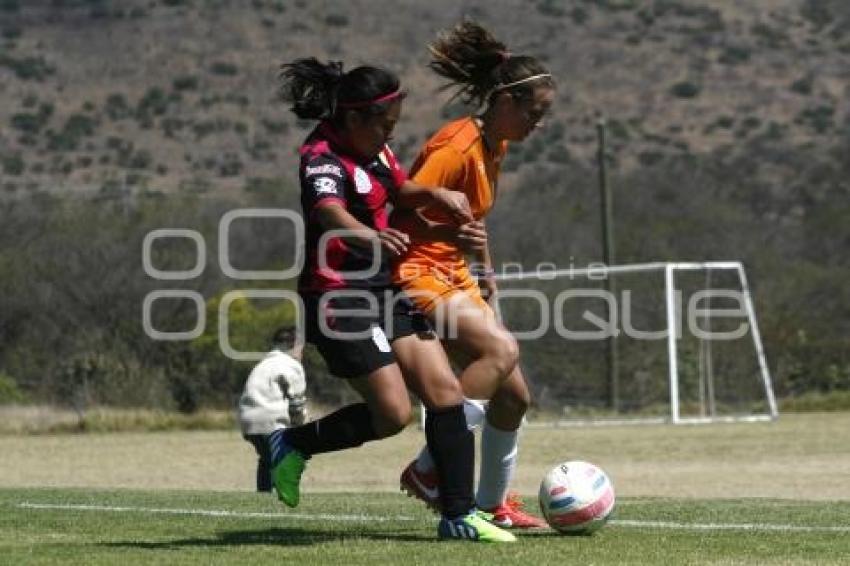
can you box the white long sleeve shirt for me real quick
[238,349,307,435]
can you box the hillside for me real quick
[1,0,848,197]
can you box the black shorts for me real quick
[303,287,433,379]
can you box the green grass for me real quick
[1,488,848,565]
[0,405,237,435]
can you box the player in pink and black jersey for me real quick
[267,57,514,542]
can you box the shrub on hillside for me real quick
[209,61,238,76]
[2,155,25,176]
[11,112,44,134]
[172,75,199,91]
[324,14,348,27]
[718,45,751,65]
[105,93,131,120]
[670,81,700,98]
[0,54,55,80]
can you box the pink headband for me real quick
[336,89,402,108]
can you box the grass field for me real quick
[2,490,849,565]
[1,413,849,564]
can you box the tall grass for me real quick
[0,405,236,435]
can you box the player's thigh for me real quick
[347,363,412,435]
[392,332,463,410]
[438,291,518,364]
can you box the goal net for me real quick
[493,261,778,426]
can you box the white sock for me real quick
[463,398,487,429]
[415,398,487,474]
[475,421,518,510]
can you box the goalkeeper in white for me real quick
[238,326,308,492]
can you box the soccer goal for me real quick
[490,261,778,426]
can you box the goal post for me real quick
[657,262,778,424]
[490,260,778,426]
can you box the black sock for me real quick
[425,404,475,519]
[245,434,272,492]
[284,403,378,458]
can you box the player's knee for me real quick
[421,374,464,410]
[374,403,411,438]
[506,386,531,417]
[489,333,519,378]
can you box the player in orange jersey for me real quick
[393,21,555,529]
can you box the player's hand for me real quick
[433,188,474,224]
[479,274,498,305]
[454,221,487,253]
[377,228,410,257]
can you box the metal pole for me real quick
[736,264,779,420]
[704,269,716,417]
[665,264,681,424]
[596,117,619,411]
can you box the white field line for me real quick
[610,519,850,533]
[16,502,850,533]
[16,502,416,522]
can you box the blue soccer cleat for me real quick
[438,509,517,542]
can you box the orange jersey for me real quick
[395,117,507,273]
[391,117,507,314]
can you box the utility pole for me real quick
[596,117,619,412]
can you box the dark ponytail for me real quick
[279,58,344,120]
[279,57,403,123]
[428,21,554,107]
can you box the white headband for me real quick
[493,73,552,91]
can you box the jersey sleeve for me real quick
[410,145,466,189]
[301,154,348,215]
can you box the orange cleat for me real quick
[400,460,441,513]
[483,492,548,529]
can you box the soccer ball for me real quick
[538,460,615,534]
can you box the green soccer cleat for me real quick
[268,429,307,508]
[438,510,517,542]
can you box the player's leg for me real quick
[399,291,514,509]
[392,332,472,519]
[270,364,410,507]
[476,364,529,510]
[403,399,486,510]
[245,434,273,492]
[392,331,515,542]
[435,293,545,527]
[439,291,519,399]
[446,312,544,527]
[269,294,410,507]
[476,365,545,528]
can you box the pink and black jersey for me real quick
[298,122,407,293]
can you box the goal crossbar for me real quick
[495,260,778,425]
[418,261,778,428]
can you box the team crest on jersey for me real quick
[313,177,338,194]
[353,166,372,194]
[306,163,343,177]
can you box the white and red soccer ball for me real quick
[538,460,615,534]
